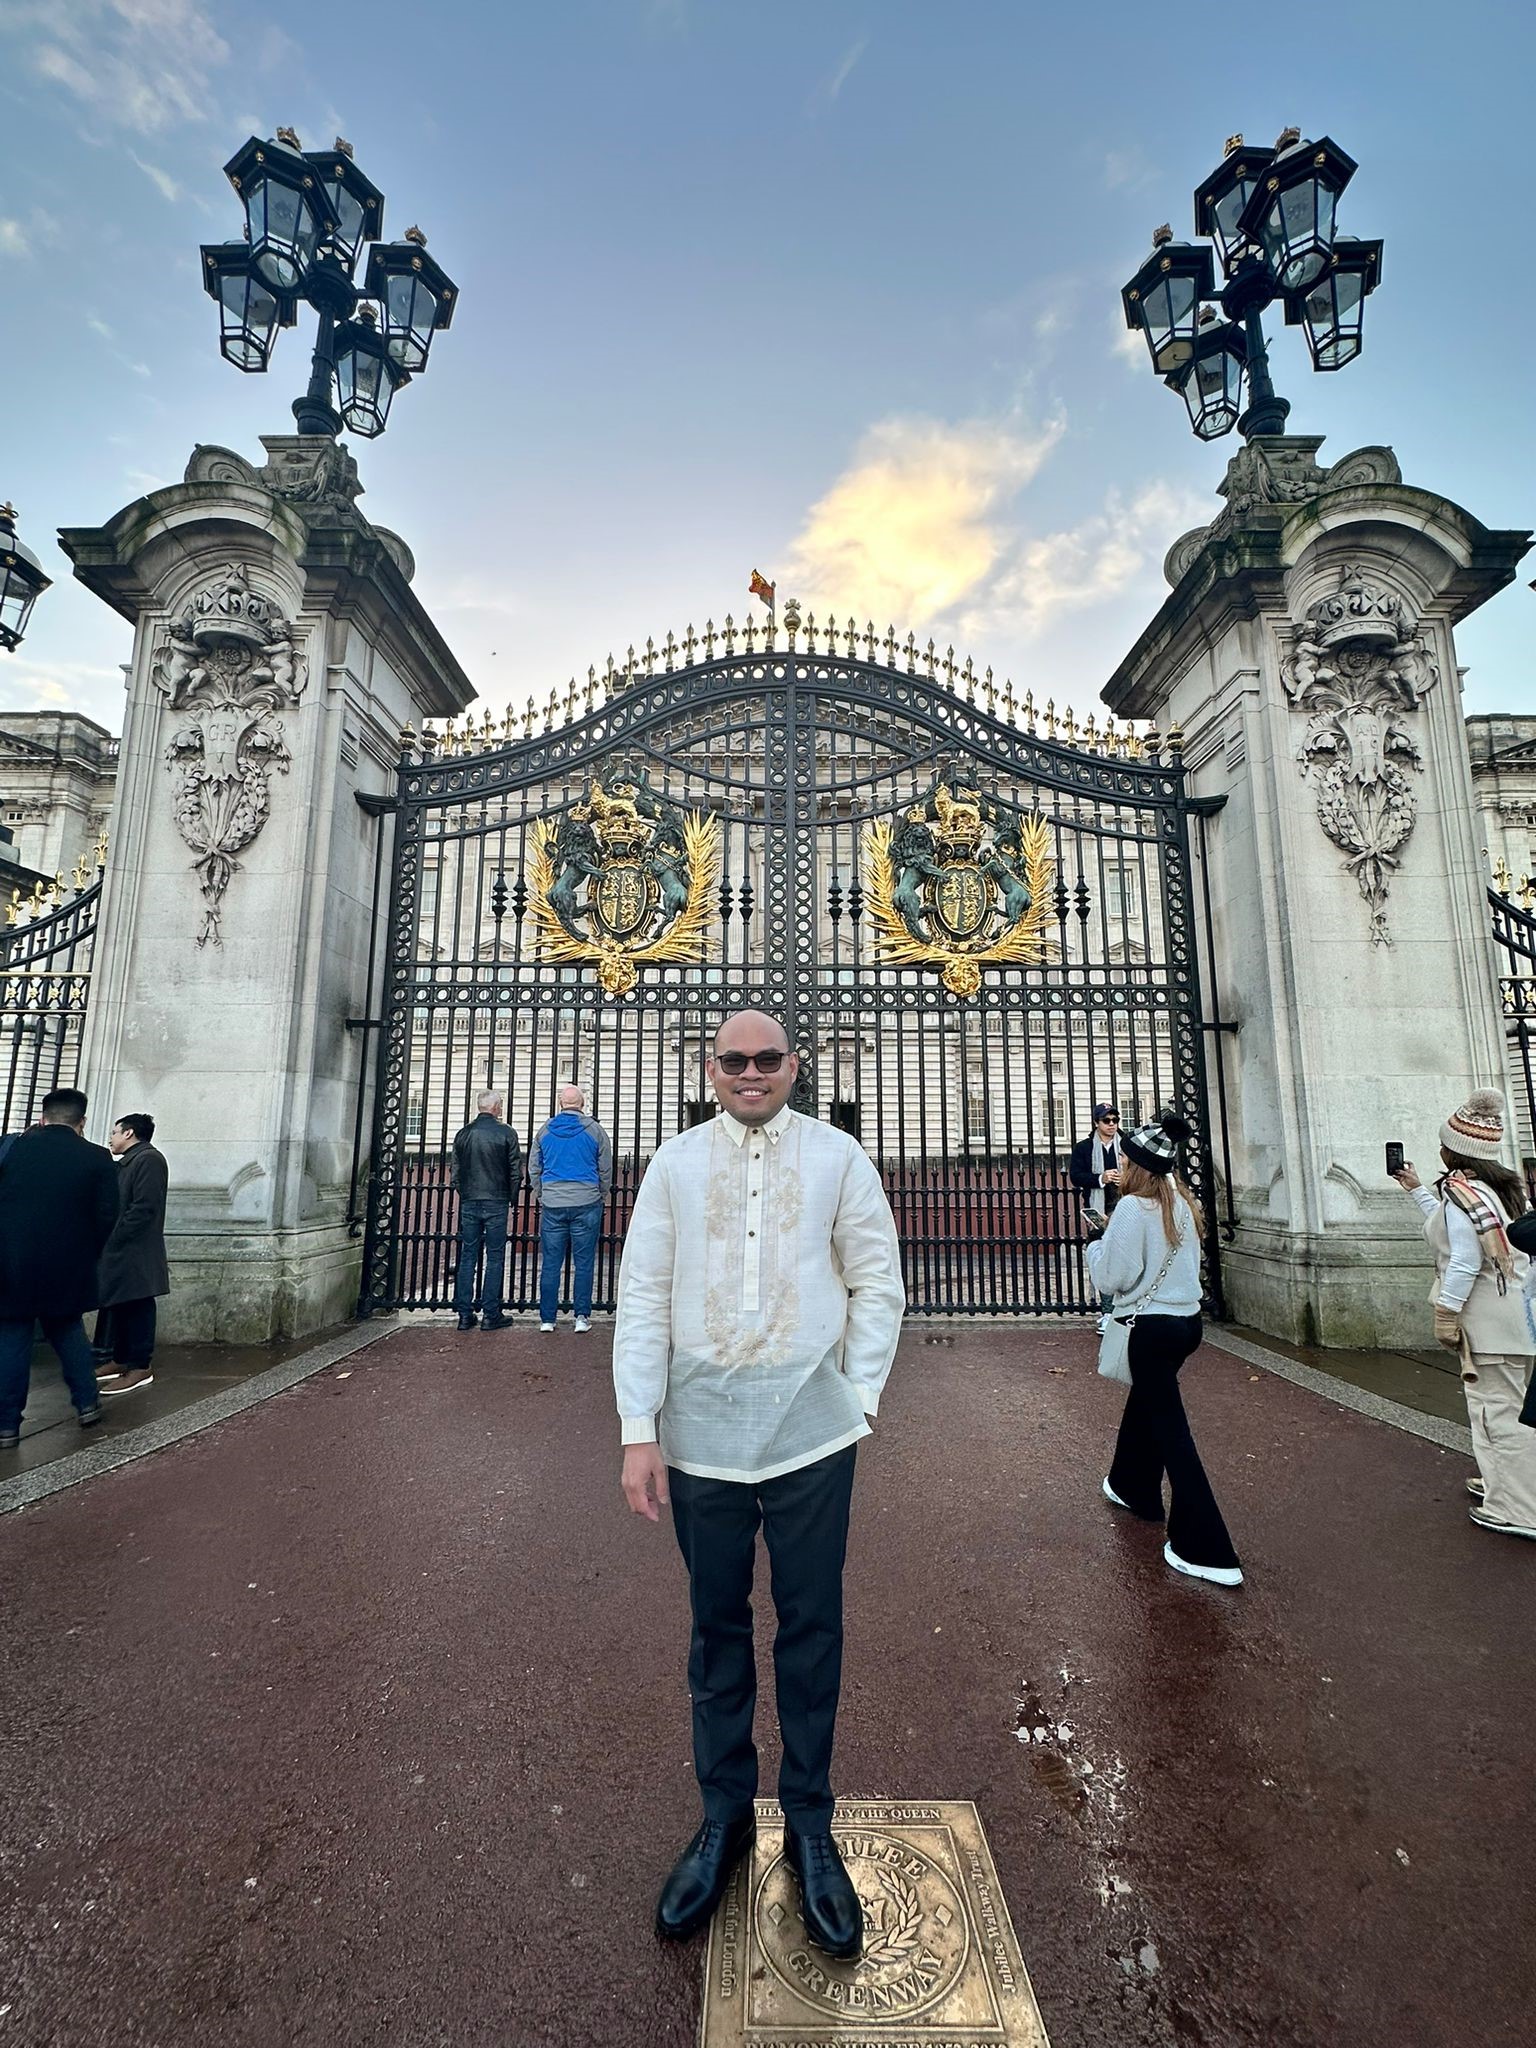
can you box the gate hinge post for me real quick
[355,791,398,817]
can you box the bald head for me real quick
[558,1084,586,1111]
[708,1009,797,1126]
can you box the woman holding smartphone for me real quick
[1083,1111,1243,1587]
[1390,1087,1536,1540]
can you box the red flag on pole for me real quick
[749,569,775,607]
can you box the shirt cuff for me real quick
[620,1416,658,1445]
[848,1382,879,1417]
[1436,1286,1473,1313]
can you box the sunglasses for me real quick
[714,1049,788,1075]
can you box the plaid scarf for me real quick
[1441,1171,1514,1293]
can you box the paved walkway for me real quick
[1,1319,1531,2047]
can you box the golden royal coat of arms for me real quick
[528,773,721,995]
[861,779,1056,997]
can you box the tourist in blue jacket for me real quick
[530,1085,612,1333]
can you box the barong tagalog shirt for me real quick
[613,1107,906,1483]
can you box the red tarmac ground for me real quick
[1,1319,1532,2048]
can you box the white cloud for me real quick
[7,0,230,135]
[1111,315,1147,368]
[779,413,1066,630]
[1104,148,1159,193]
[0,218,30,259]
[808,35,869,112]
[0,658,125,717]
[88,315,115,340]
[131,152,182,202]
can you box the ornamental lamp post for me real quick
[1122,129,1381,444]
[0,504,51,654]
[200,130,459,442]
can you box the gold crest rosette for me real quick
[861,788,1056,998]
[527,776,721,996]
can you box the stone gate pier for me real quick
[1105,436,1531,1347]
[61,438,472,1340]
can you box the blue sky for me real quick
[2,0,1531,733]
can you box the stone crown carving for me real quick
[1163,441,1405,587]
[1279,564,1439,946]
[152,564,308,949]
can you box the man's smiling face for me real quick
[708,1010,797,1127]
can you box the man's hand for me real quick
[1102,1168,1122,1187]
[1433,1306,1463,1353]
[622,1444,670,1522]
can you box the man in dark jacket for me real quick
[0,1087,120,1448]
[451,1091,523,1332]
[94,1112,170,1397]
[1069,1104,1124,1220]
[530,1084,612,1334]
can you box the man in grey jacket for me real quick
[451,1092,523,1333]
[530,1084,612,1334]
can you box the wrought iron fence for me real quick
[1490,882,1536,1182]
[1,845,105,1135]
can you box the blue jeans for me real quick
[0,1316,100,1431]
[453,1199,509,1319]
[538,1201,604,1323]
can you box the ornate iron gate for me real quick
[358,620,1218,1317]
[1490,881,1536,1179]
[1,846,105,1135]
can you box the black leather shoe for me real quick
[785,1827,862,1960]
[480,1315,511,1332]
[77,1404,103,1430]
[655,1813,755,1940]
[456,1313,478,1332]
[0,1427,19,1450]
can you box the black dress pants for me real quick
[668,1443,857,1832]
[93,1299,157,1369]
[1108,1313,1240,1571]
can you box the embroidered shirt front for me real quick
[613,1107,906,1482]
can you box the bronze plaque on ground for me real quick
[698,1799,1050,2047]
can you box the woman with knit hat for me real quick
[1391,1087,1536,1540]
[1083,1110,1243,1587]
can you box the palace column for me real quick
[62,438,473,1340]
[1104,438,1530,1347]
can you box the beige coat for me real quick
[1422,1185,1533,1356]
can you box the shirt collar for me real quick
[718,1105,793,1147]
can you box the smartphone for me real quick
[1385,1141,1405,1175]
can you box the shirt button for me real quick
[748,1230,756,1238]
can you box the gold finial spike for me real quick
[1274,126,1301,152]
[662,630,678,672]
[1151,222,1173,247]
[1084,711,1099,750]
[1045,697,1059,739]
[72,851,90,891]
[94,829,108,869]
[404,224,428,247]
[275,125,302,149]
[926,639,939,681]
[904,633,918,676]
[419,723,438,757]
[781,597,801,646]
[683,623,698,664]
[1124,727,1142,761]
[1492,855,1513,894]
[605,654,618,696]
[545,686,559,731]
[481,707,495,742]
[1223,133,1244,157]
[1002,676,1016,724]
[962,656,976,705]
[1519,875,1536,909]
[563,678,579,724]
[703,618,717,660]
[523,698,537,738]
[502,703,518,740]
[845,616,858,657]
[5,887,20,927]
[803,610,818,654]
[722,613,737,656]
[398,722,417,759]
[743,614,758,654]
[1142,725,1161,763]
[624,645,637,686]
[644,637,658,677]
[1022,689,1036,732]
[1165,720,1185,761]
[1062,707,1079,746]
[585,667,598,714]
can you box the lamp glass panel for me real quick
[0,564,35,644]
[1211,179,1253,266]
[1143,272,1198,372]
[383,271,434,371]
[328,185,367,265]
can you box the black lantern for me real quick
[0,504,51,654]
[1122,232,1215,376]
[1169,321,1246,440]
[1284,237,1382,371]
[1238,131,1356,295]
[200,242,297,371]
[364,230,458,375]
[223,132,338,294]
[1192,138,1276,276]
[305,139,384,272]
[334,310,406,438]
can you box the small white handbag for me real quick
[1096,1228,1184,1386]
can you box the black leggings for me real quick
[1108,1313,1239,1570]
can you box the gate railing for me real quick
[1490,881,1536,1175]
[1,847,105,1135]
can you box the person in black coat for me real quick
[0,1087,120,1448]
[1069,1104,1125,1218]
[93,1112,170,1397]
[451,1091,524,1332]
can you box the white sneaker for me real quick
[1163,1542,1243,1587]
[574,1316,592,1334]
[539,1322,555,1334]
[1101,1477,1132,1510]
[1469,1505,1536,1539]
[1465,1476,1485,1500]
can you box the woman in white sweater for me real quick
[1390,1086,1536,1540]
[1084,1112,1242,1587]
